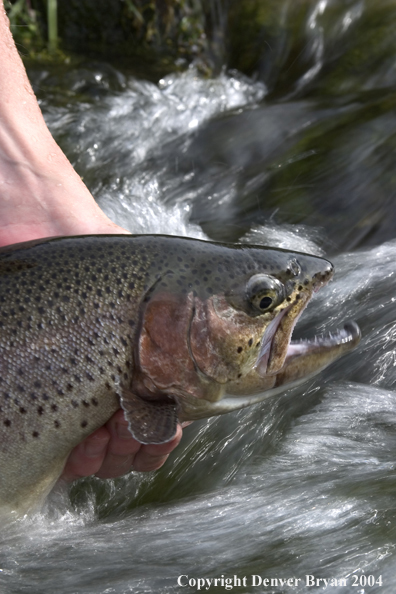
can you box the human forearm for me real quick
[0,1,124,245]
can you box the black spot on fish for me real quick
[32,431,39,438]
[81,420,88,428]
[237,346,243,353]
[3,419,11,427]
[248,338,253,347]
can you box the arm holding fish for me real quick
[0,2,182,479]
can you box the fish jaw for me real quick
[275,320,361,385]
[177,323,361,420]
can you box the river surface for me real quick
[3,1,396,593]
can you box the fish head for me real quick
[189,253,330,384]
[133,239,360,423]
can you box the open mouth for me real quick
[285,321,361,360]
[255,304,361,379]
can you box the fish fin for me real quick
[120,391,179,445]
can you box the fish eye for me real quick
[259,296,273,309]
[246,274,285,314]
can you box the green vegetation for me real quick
[5,0,210,73]
[4,0,44,51]
[47,0,57,52]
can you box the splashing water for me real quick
[42,67,266,238]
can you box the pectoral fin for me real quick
[120,390,179,445]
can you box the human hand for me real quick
[61,411,183,481]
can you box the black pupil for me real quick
[259,296,273,310]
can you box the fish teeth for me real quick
[291,326,352,347]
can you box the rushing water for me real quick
[4,1,396,592]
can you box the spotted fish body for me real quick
[0,235,359,513]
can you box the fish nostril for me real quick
[287,258,301,277]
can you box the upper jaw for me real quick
[255,305,292,377]
[256,290,312,377]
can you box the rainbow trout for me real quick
[0,235,360,512]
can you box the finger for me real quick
[60,426,110,482]
[94,410,142,479]
[132,423,183,472]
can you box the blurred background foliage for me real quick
[4,0,303,77]
[4,0,214,73]
[7,0,395,86]
[4,0,44,51]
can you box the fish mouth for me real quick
[256,312,361,379]
[284,321,361,360]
